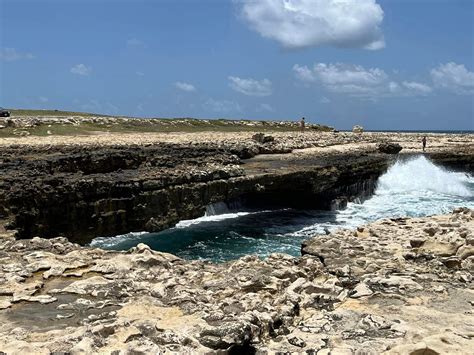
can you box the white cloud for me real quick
[39,96,49,103]
[237,0,385,50]
[127,38,145,47]
[228,76,272,96]
[430,62,474,95]
[294,62,433,99]
[293,63,387,96]
[293,65,315,83]
[257,103,274,112]
[320,97,331,104]
[136,71,145,77]
[203,98,242,113]
[401,81,433,95]
[388,81,400,94]
[0,47,34,61]
[175,82,196,92]
[70,64,91,76]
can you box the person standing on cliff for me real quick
[422,136,427,152]
[300,117,305,132]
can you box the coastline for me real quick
[0,118,473,353]
[1,128,473,244]
[0,209,472,353]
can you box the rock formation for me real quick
[377,142,403,154]
[1,131,472,245]
[0,123,473,353]
[0,209,472,353]
[252,132,275,144]
[352,125,364,133]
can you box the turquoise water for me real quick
[91,156,474,262]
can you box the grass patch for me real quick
[8,109,112,117]
[0,122,316,137]
[0,109,333,137]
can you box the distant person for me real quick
[422,136,427,152]
[300,117,305,132]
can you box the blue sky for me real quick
[1,0,473,130]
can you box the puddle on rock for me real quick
[1,272,121,333]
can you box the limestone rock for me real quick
[351,282,373,298]
[252,132,275,144]
[0,205,473,354]
[352,125,364,133]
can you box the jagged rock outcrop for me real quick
[0,138,392,244]
[378,142,402,154]
[1,131,472,244]
[252,133,275,144]
[0,209,472,353]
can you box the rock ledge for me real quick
[0,209,473,354]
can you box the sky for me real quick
[0,0,473,130]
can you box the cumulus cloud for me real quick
[401,81,433,95]
[0,47,34,61]
[237,0,385,50]
[430,62,474,95]
[228,76,272,96]
[203,98,242,113]
[294,62,432,99]
[70,64,91,76]
[293,63,387,96]
[175,82,196,92]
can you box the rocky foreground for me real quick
[0,208,473,354]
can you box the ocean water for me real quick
[91,156,474,262]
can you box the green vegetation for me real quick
[8,109,112,117]
[0,109,333,137]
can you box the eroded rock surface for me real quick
[1,131,472,244]
[0,209,473,354]
[378,142,402,154]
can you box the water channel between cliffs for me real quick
[91,156,474,262]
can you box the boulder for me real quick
[252,133,274,144]
[377,142,402,154]
[352,125,364,133]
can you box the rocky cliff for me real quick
[1,131,472,244]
